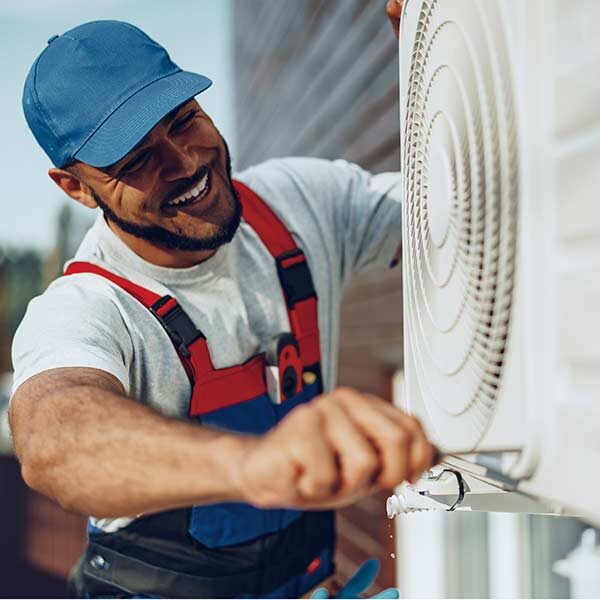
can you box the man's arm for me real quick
[10,367,436,518]
[9,367,250,517]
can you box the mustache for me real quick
[161,164,210,206]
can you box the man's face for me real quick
[74,99,241,254]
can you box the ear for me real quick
[48,167,98,209]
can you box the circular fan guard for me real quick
[402,0,518,449]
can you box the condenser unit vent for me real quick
[402,0,519,449]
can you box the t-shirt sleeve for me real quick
[331,161,402,282]
[10,277,133,399]
[237,157,402,288]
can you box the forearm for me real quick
[15,382,251,518]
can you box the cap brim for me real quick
[73,70,212,168]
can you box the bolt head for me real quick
[90,554,109,570]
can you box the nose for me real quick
[159,140,197,182]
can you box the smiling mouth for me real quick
[162,167,211,211]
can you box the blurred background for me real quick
[0,0,593,597]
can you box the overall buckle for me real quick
[150,296,203,358]
[276,249,316,307]
[265,333,303,403]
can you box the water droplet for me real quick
[390,552,396,559]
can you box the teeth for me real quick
[166,172,209,207]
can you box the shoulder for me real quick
[26,272,133,321]
[234,157,377,238]
[235,156,371,199]
[11,272,138,398]
[13,271,138,355]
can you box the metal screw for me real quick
[90,554,109,570]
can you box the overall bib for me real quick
[65,181,335,598]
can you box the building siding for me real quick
[233,0,402,589]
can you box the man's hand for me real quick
[234,387,436,510]
[386,0,404,39]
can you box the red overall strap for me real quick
[64,261,216,386]
[234,180,321,366]
[66,261,162,306]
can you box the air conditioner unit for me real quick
[398,0,600,524]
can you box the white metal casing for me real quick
[399,0,600,522]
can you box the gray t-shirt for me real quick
[11,157,401,532]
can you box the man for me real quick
[10,4,432,599]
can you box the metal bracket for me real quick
[387,466,558,518]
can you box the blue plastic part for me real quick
[311,559,401,599]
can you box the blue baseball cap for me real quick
[22,20,212,168]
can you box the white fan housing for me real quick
[399,0,600,523]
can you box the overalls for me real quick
[65,181,335,598]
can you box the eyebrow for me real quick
[109,103,195,174]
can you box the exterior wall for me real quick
[233,0,402,590]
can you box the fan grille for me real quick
[402,0,518,448]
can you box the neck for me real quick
[107,220,217,268]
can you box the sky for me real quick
[0,0,235,253]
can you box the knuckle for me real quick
[302,479,319,498]
[409,413,422,424]
[252,487,281,509]
[353,452,378,478]
[294,404,321,428]
[340,385,363,397]
[365,392,382,403]
[333,386,353,398]
[409,414,425,431]
[315,473,338,496]
[337,386,353,393]
[389,427,409,447]
[379,472,400,489]
[304,474,333,499]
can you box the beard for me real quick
[91,139,242,252]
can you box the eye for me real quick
[171,111,197,133]
[120,150,150,175]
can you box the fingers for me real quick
[363,394,437,481]
[315,399,381,497]
[330,388,411,488]
[330,388,437,487]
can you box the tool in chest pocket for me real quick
[266,333,303,403]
